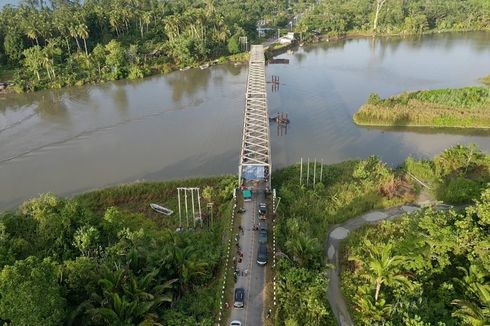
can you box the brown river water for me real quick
[1,32,490,210]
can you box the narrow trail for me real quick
[325,190,444,325]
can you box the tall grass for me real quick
[353,87,490,128]
[480,74,490,85]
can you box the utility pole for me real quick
[197,188,202,228]
[184,189,189,228]
[320,159,324,183]
[306,158,310,187]
[313,158,317,187]
[300,157,303,186]
[177,189,182,229]
[191,189,196,228]
[177,187,203,229]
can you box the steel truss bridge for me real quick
[238,45,271,186]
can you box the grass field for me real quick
[353,86,490,129]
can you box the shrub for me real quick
[438,177,482,204]
[403,156,435,182]
[367,92,382,105]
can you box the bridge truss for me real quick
[238,45,271,186]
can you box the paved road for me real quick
[229,186,266,326]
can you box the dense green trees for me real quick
[339,146,490,325]
[0,0,287,92]
[342,186,490,325]
[0,257,65,325]
[0,177,236,325]
[272,145,489,324]
[296,0,490,37]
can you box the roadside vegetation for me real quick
[341,192,490,324]
[353,87,490,129]
[0,176,236,325]
[0,0,290,92]
[272,145,489,324]
[339,145,490,325]
[294,0,490,39]
[272,156,415,324]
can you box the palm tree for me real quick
[285,232,321,267]
[69,25,81,52]
[77,23,89,55]
[353,240,412,302]
[451,266,490,325]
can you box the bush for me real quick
[438,177,482,204]
[403,156,435,182]
[367,92,382,105]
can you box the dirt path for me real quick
[326,205,422,325]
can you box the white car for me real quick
[230,321,242,326]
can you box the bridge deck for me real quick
[238,45,271,185]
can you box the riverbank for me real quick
[353,86,490,129]
[2,51,250,94]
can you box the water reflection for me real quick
[166,68,211,102]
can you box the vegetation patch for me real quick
[353,87,490,129]
[480,74,490,86]
[294,0,490,39]
[403,145,490,204]
[272,157,414,324]
[338,145,490,325]
[340,187,490,325]
[0,176,236,325]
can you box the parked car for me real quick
[257,243,268,265]
[259,221,268,231]
[230,321,242,326]
[234,288,245,308]
[258,202,267,215]
[259,228,268,244]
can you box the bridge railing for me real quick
[238,45,271,186]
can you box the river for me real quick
[1,32,490,210]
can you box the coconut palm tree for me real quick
[354,240,412,302]
[77,23,89,55]
[451,265,490,325]
[285,232,321,268]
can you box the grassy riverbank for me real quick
[0,176,236,325]
[353,86,490,129]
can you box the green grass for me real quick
[353,87,490,129]
[75,176,235,229]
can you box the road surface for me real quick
[228,185,267,326]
